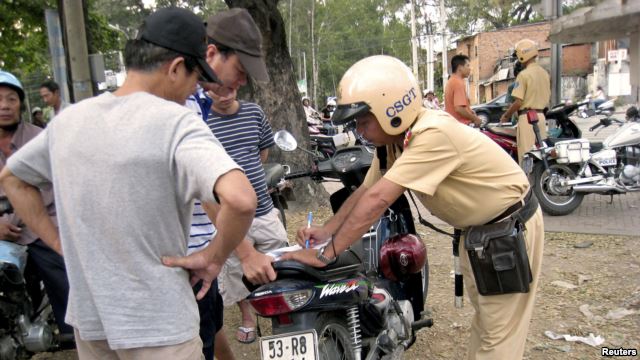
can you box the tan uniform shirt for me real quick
[363,109,529,229]
[511,62,550,110]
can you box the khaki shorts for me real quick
[218,208,288,305]
[74,330,204,360]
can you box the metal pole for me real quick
[440,0,449,91]
[288,0,293,56]
[62,0,93,101]
[303,51,307,97]
[44,9,71,103]
[410,0,419,79]
[427,22,434,91]
[550,0,563,106]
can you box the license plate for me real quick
[260,330,318,360]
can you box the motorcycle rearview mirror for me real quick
[274,130,321,159]
[274,130,298,151]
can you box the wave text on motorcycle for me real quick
[385,87,418,118]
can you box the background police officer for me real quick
[282,55,545,360]
[500,39,551,164]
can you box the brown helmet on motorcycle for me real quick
[379,233,426,281]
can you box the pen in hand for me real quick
[305,211,313,249]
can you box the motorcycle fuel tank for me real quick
[604,122,640,149]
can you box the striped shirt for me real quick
[187,201,217,255]
[185,89,216,253]
[206,101,275,217]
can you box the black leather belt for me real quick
[517,109,543,116]
[487,190,538,224]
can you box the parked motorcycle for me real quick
[264,163,293,229]
[309,130,359,160]
[0,197,69,359]
[246,131,432,360]
[524,106,640,216]
[578,96,616,119]
[481,101,583,161]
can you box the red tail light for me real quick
[249,294,292,316]
[249,289,312,316]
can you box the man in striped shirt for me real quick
[184,7,286,352]
[206,85,287,344]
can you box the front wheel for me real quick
[532,161,584,216]
[315,313,356,360]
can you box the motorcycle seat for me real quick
[273,249,364,282]
[545,137,565,146]
[486,124,516,138]
[590,141,604,153]
[263,163,285,188]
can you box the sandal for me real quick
[236,326,256,344]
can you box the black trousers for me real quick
[193,279,224,360]
[26,239,73,335]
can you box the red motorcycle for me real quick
[481,124,518,161]
[480,101,584,161]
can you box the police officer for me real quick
[281,55,545,360]
[500,39,551,164]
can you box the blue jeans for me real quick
[591,99,605,110]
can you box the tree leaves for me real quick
[280,0,412,106]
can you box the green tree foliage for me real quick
[445,0,544,35]
[280,0,413,107]
[0,0,52,74]
[445,0,603,36]
[92,0,228,40]
[1,0,122,78]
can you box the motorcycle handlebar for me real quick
[589,123,601,132]
[285,171,314,180]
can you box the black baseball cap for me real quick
[206,8,269,82]
[137,7,220,84]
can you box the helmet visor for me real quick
[331,102,371,125]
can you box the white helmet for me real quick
[514,39,538,63]
[332,55,421,135]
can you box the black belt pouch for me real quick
[464,219,532,295]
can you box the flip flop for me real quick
[236,326,256,344]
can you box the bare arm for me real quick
[0,167,61,255]
[163,169,256,299]
[295,184,369,246]
[202,197,276,284]
[201,170,256,265]
[501,98,523,123]
[201,201,219,224]
[260,148,269,163]
[326,178,405,257]
[285,178,405,266]
[455,105,481,126]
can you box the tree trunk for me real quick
[224,0,328,209]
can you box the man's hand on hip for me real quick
[162,251,223,300]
